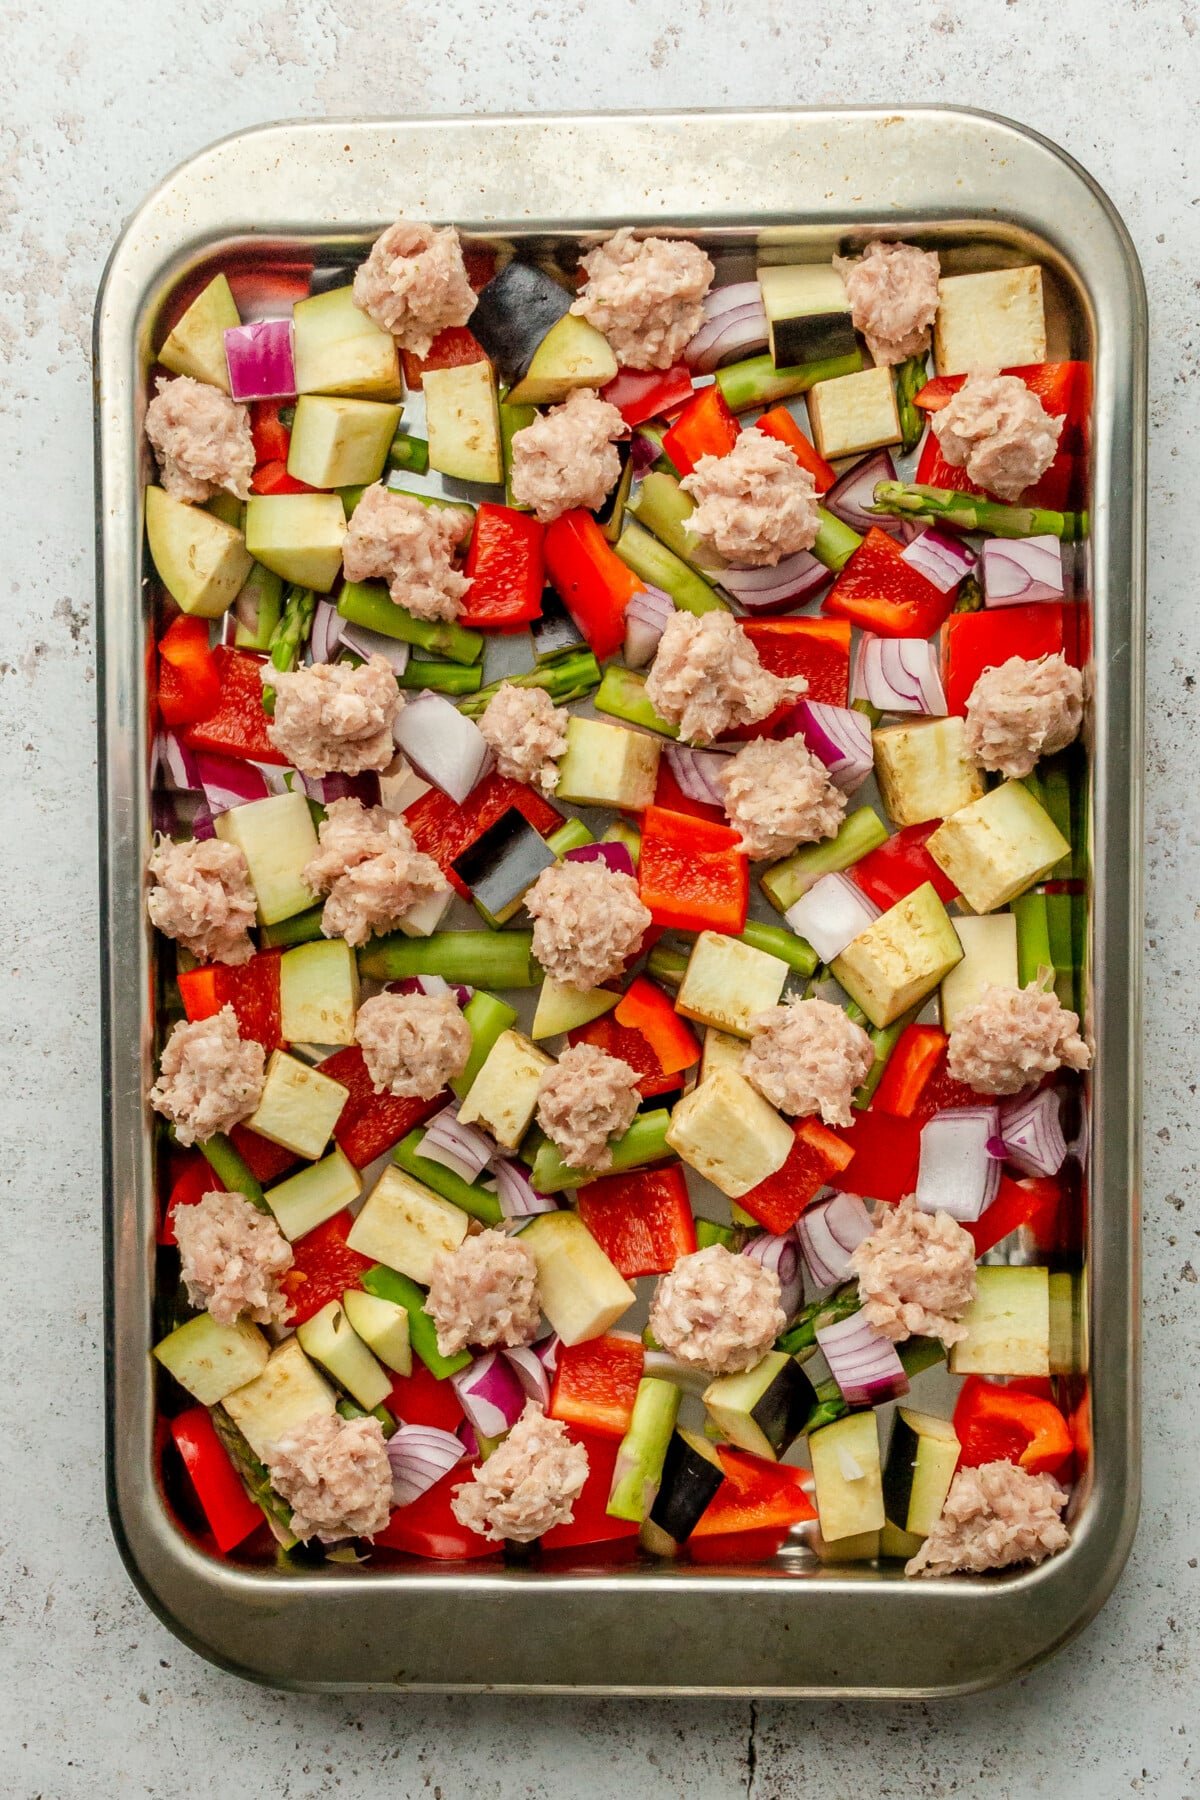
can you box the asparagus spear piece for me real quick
[893,355,929,454]
[399,658,482,695]
[457,646,601,719]
[269,585,317,674]
[870,480,1086,542]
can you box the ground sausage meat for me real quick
[833,239,941,367]
[571,228,714,370]
[268,1412,393,1543]
[423,1228,542,1358]
[681,432,821,567]
[964,652,1084,779]
[144,374,255,504]
[147,836,257,966]
[341,484,473,622]
[947,979,1090,1096]
[508,387,626,523]
[451,1402,589,1543]
[354,990,471,1100]
[351,220,476,358]
[906,1460,1070,1578]
[742,997,874,1129]
[524,859,651,991]
[645,610,803,746]
[535,1043,641,1172]
[649,1244,785,1377]
[174,1189,293,1326]
[265,655,401,779]
[717,738,846,861]
[849,1194,977,1345]
[478,683,569,797]
[932,371,1064,502]
[149,1005,265,1147]
[303,798,448,947]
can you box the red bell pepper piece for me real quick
[251,459,317,496]
[458,503,545,630]
[824,527,955,640]
[691,1446,817,1537]
[228,1122,300,1183]
[829,1110,921,1206]
[741,617,852,712]
[386,1361,465,1433]
[601,363,694,429]
[577,1164,697,1279]
[403,773,562,897]
[182,647,287,765]
[539,1430,640,1550]
[320,1045,441,1167]
[613,977,700,1075]
[157,615,221,728]
[914,432,1085,512]
[544,510,645,661]
[249,399,292,465]
[548,1334,645,1438]
[169,1407,264,1554]
[637,805,748,935]
[738,1118,855,1235]
[159,1154,218,1246]
[754,407,837,493]
[871,1023,948,1119]
[662,384,740,477]
[280,1208,375,1324]
[953,1376,1073,1477]
[967,1174,1062,1258]
[851,822,958,912]
[942,603,1066,715]
[909,1051,988,1128]
[177,949,283,1049]
[374,1469,501,1560]
[653,756,723,822]
[400,323,490,393]
[567,1011,686,1100]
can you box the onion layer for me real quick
[900,527,977,593]
[451,1351,527,1440]
[784,700,873,794]
[798,1191,874,1288]
[387,1423,465,1506]
[393,690,490,805]
[785,872,880,963]
[815,1311,909,1406]
[916,1107,1002,1223]
[223,318,296,402]
[998,1088,1067,1177]
[980,534,1065,606]
[852,633,946,716]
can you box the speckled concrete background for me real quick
[1,1,1195,1794]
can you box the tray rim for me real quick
[96,104,1145,1697]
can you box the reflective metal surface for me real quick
[96,108,1144,1694]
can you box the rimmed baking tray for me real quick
[96,107,1145,1695]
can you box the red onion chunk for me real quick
[664,743,731,807]
[191,806,217,841]
[719,550,830,614]
[815,1310,909,1406]
[824,449,902,538]
[785,872,879,963]
[155,731,201,793]
[451,1351,528,1440]
[393,691,490,805]
[532,1332,560,1378]
[742,1230,803,1319]
[302,769,382,809]
[980,534,1065,607]
[900,527,976,593]
[916,1107,1002,1223]
[503,1344,551,1410]
[787,700,873,795]
[631,431,662,476]
[309,599,344,665]
[494,1158,559,1216]
[420,1101,497,1182]
[338,618,411,676]
[389,973,472,1005]
[852,634,946,717]
[224,318,296,402]
[998,1088,1067,1178]
[685,284,768,373]
[565,841,636,880]
[387,1422,465,1507]
[798,1191,874,1289]
[624,585,673,668]
[193,751,272,815]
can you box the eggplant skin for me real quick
[771,311,860,369]
[470,264,572,382]
[648,1432,725,1546]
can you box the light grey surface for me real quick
[0,0,1192,1792]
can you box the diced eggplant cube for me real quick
[927,780,1071,914]
[519,1210,635,1345]
[643,1429,726,1554]
[153,1314,270,1407]
[949,1265,1051,1377]
[424,361,503,486]
[831,881,963,1028]
[700,1027,748,1081]
[469,261,573,383]
[531,594,586,663]
[506,313,618,407]
[214,790,320,927]
[555,716,661,812]
[246,1049,350,1161]
[265,1145,362,1242]
[159,273,241,393]
[292,284,401,400]
[703,1351,817,1462]
[347,1165,470,1286]
[145,485,252,619]
[939,914,1018,1030]
[808,1409,885,1542]
[872,716,985,830]
[296,1300,393,1411]
[666,1068,793,1200]
[675,930,789,1038]
[221,1337,337,1462]
[279,938,360,1045]
[456,1028,552,1150]
[933,267,1047,377]
[758,264,858,369]
[806,365,902,461]
[451,806,557,927]
[882,1407,961,1540]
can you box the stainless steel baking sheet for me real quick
[96,107,1144,1695]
